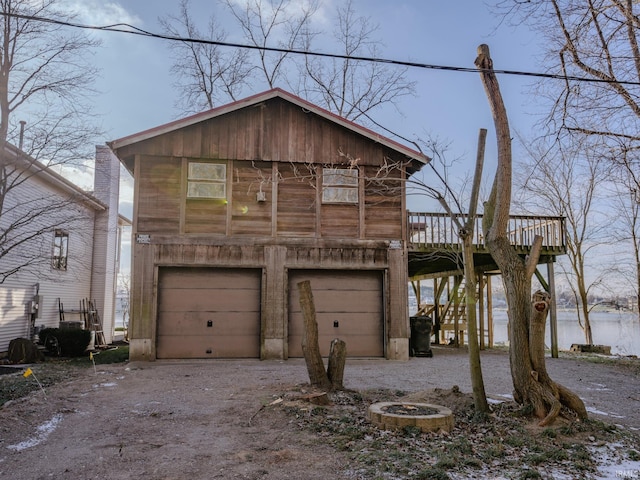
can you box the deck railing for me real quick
[407,212,566,252]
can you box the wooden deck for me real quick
[407,212,566,279]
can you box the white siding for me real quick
[0,145,121,353]
[0,286,31,349]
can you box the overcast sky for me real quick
[38,0,549,219]
[55,0,544,213]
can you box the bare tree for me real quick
[493,0,640,309]
[0,0,101,283]
[159,0,253,114]
[222,0,318,89]
[0,0,100,162]
[516,137,611,344]
[167,0,415,124]
[363,137,490,414]
[494,0,640,146]
[297,0,416,122]
[476,44,586,425]
[612,163,640,317]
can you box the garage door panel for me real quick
[157,334,259,359]
[288,312,382,337]
[289,291,380,314]
[157,312,259,336]
[159,289,260,312]
[160,269,260,289]
[157,268,261,359]
[294,272,380,290]
[288,270,384,358]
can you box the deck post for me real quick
[487,274,493,348]
[547,262,559,358]
[433,278,440,344]
[478,273,485,350]
[453,275,462,346]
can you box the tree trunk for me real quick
[460,127,489,414]
[297,280,331,390]
[327,338,346,390]
[462,233,489,413]
[476,44,587,425]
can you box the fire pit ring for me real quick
[368,402,454,433]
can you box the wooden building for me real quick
[109,88,429,361]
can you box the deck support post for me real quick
[478,273,485,350]
[547,262,559,358]
[487,274,494,348]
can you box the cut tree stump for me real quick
[327,338,346,390]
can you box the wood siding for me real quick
[276,163,317,237]
[117,98,410,167]
[137,156,182,233]
[364,166,403,239]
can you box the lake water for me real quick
[491,309,640,357]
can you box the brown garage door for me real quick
[157,267,261,359]
[288,270,384,357]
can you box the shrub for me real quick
[38,328,91,357]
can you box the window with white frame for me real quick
[52,229,69,270]
[322,167,358,204]
[187,162,227,199]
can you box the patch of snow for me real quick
[586,407,625,419]
[588,383,612,392]
[93,382,118,388]
[592,443,640,479]
[487,394,513,404]
[7,414,63,451]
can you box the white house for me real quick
[0,144,127,353]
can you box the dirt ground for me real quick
[0,346,639,480]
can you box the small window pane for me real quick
[187,181,226,199]
[52,230,69,271]
[323,168,358,186]
[322,186,359,203]
[188,163,226,181]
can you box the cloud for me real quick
[61,0,141,26]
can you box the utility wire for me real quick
[3,11,640,87]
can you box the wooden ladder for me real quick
[83,299,106,347]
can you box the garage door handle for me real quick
[207,320,213,327]
[333,320,339,328]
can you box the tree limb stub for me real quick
[475,44,512,241]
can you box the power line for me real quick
[3,11,640,87]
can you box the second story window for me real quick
[322,167,358,204]
[187,162,226,199]
[52,229,69,270]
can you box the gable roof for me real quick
[3,142,106,211]
[108,88,429,167]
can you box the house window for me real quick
[322,167,358,204]
[52,229,69,270]
[187,162,226,199]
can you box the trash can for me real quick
[410,315,433,357]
